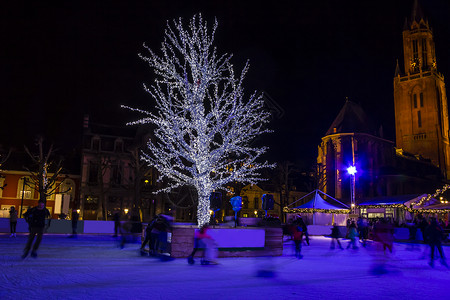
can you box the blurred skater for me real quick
[425,217,448,268]
[9,206,18,237]
[357,217,368,247]
[291,223,304,259]
[346,221,358,250]
[330,223,343,250]
[294,215,310,246]
[113,211,121,237]
[22,201,51,259]
[141,215,157,256]
[405,217,420,251]
[373,218,394,253]
[70,209,79,237]
[187,224,218,265]
[151,214,173,258]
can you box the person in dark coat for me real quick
[71,209,79,236]
[373,218,394,253]
[9,206,18,237]
[113,211,121,237]
[291,224,304,259]
[294,216,310,245]
[417,214,429,243]
[425,217,448,268]
[22,201,51,258]
[141,216,157,256]
[330,223,343,250]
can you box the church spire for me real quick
[410,0,425,24]
[401,0,435,74]
[394,59,400,77]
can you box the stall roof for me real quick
[357,194,428,207]
[296,192,349,210]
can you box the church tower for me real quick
[393,0,450,179]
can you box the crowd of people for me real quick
[8,204,449,268]
[286,214,448,268]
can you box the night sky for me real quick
[1,0,450,166]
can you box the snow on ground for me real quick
[0,233,449,300]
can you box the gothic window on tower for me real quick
[412,40,418,58]
[411,40,419,72]
[413,94,417,108]
[420,93,424,107]
[422,39,427,68]
[418,111,422,128]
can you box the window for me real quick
[88,162,99,184]
[114,139,124,152]
[368,212,384,219]
[0,177,5,197]
[422,38,427,67]
[60,179,75,199]
[385,207,394,219]
[46,182,56,201]
[92,138,100,151]
[418,111,422,127]
[17,177,34,199]
[412,40,418,58]
[110,164,122,185]
[243,196,248,209]
[254,197,258,209]
[413,94,417,108]
[420,93,423,107]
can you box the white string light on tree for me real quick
[123,14,274,227]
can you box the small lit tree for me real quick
[24,136,68,205]
[124,14,273,226]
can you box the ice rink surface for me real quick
[0,234,448,300]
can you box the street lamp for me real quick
[347,166,357,213]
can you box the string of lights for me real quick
[283,207,350,214]
[411,184,450,206]
[123,14,274,227]
[284,204,450,215]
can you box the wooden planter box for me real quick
[165,225,283,258]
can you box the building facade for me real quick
[0,169,79,219]
[79,116,160,221]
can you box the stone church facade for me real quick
[317,1,447,203]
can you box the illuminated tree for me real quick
[124,14,273,226]
[24,136,68,205]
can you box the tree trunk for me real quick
[196,192,211,227]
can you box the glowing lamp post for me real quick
[347,166,357,213]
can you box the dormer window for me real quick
[92,137,100,151]
[114,139,123,152]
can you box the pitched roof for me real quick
[295,192,348,210]
[358,194,425,206]
[325,100,376,136]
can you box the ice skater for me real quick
[22,201,51,259]
[374,218,394,253]
[141,215,157,256]
[330,223,343,250]
[295,216,310,245]
[9,206,18,237]
[291,223,304,259]
[425,217,448,268]
[70,209,79,237]
[113,211,121,237]
[346,221,358,250]
[187,224,218,265]
[357,217,368,247]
